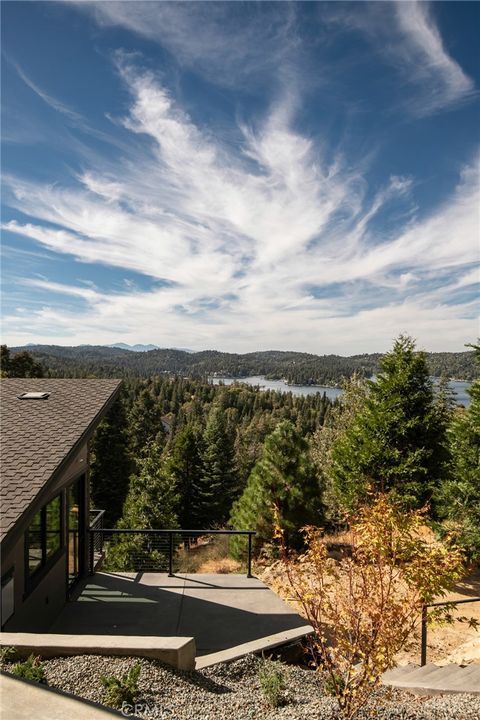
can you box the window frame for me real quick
[66,474,86,592]
[24,494,64,594]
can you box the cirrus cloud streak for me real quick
[2,60,479,352]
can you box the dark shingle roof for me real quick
[0,378,122,542]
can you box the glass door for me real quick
[67,475,85,589]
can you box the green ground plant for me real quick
[10,654,46,684]
[258,655,287,708]
[100,662,142,709]
[0,646,15,663]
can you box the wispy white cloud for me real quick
[2,61,478,352]
[12,61,86,124]
[392,1,474,115]
[74,1,298,90]
[8,60,132,150]
[328,0,475,117]
[23,278,100,302]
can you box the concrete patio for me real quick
[49,572,311,664]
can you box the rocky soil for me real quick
[3,653,480,720]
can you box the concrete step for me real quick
[382,662,480,695]
[195,624,313,669]
[382,663,425,683]
[434,665,480,689]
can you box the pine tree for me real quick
[166,423,204,529]
[234,413,276,490]
[230,420,322,558]
[90,394,133,526]
[106,442,179,571]
[310,374,368,527]
[0,345,43,377]
[436,344,480,559]
[330,335,450,510]
[0,345,11,377]
[128,387,165,457]
[193,404,237,527]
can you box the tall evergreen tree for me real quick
[128,387,165,457]
[166,423,204,529]
[436,344,480,559]
[106,442,179,571]
[89,395,133,527]
[0,345,11,377]
[311,374,368,527]
[330,335,450,510]
[230,420,322,557]
[0,345,43,377]
[193,404,237,527]
[234,413,276,490]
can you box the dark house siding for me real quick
[1,444,89,631]
[0,379,122,632]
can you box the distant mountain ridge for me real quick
[11,344,477,384]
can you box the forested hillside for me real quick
[89,375,334,529]
[10,344,477,382]
[2,338,479,565]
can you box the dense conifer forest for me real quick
[88,374,333,529]
[8,343,478,383]
[2,338,479,566]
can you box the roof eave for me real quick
[0,379,123,552]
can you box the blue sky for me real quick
[1,1,479,353]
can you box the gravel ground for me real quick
[3,654,480,720]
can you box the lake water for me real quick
[440,380,471,407]
[211,376,471,406]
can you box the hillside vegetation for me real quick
[10,344,477,383]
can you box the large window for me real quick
[27,510,43,575]
[26,495,63,583]
[46,495,61,557]
[67,478,84,587]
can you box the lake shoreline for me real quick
[209,375,471,406]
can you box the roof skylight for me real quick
[18,392,51,400]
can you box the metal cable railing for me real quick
[88,509,106,572]
[88,527,256,577]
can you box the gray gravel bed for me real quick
[2,654,480,720]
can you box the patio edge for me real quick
[0,632,196,670]
[195,624,313,669]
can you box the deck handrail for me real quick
[420,596,480,666]
[88,509,105,572]
[88,526,256,578]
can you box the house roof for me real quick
[0,378,122,542]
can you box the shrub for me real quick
[0,646,15,664]
[101,662,141,709]
[176,534,243,574]
[275,494,465,720]
[258,655,287,708]
[10,654,46,684]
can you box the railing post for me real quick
[420,603,427,666]
[168,532,174,577]
[247,532,253,578]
